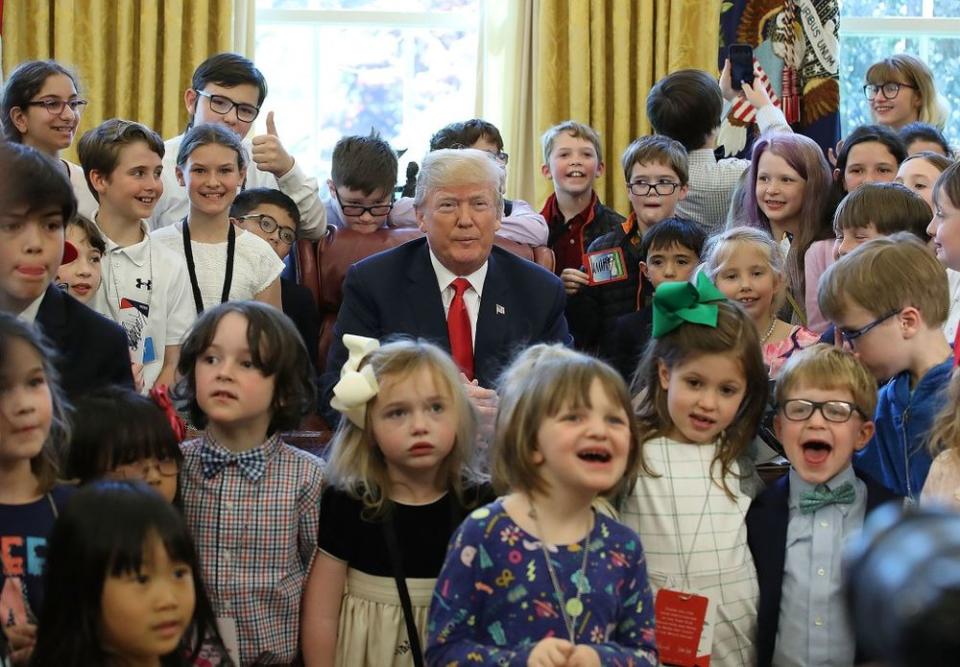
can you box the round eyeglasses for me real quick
[112,457,179,480]
[237,214,297,245]
[24,98,88,115]
[863,82,916,101]
[195,89,261,123]
[779,399,866,423]
[628,181,681,196]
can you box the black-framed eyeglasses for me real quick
[838,308,900,345]
[779,399,866,423]
[863,82,917,101]
[450,143,509,165]
[334,190,394,218]
[24,98,88,115]
[194,89,261,122]
[112,457,180,480]
[237,214,296,245]
[628,181,681,196]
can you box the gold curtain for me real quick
[534,0,720,214]
[1,0,233,162]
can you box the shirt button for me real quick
[815,616,824,627]
[569,239,575,244]
[817,568,826,576]
[225,500,234,510]
[224,600,232,611]
[223,550,231,562]
[819,521,829,528]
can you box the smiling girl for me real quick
[1,60,99,220]
[864,54,948,131]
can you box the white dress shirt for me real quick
[427,249,488,347]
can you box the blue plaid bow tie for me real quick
[200,444,267,482]
[799,481,856,515]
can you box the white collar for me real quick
[16,292,47,324]
[427,248,488,296]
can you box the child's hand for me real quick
[566,645,601,667]
[741,75,771,110]
[527,637,574,667]
[251,111,296,177]
[828,139,844,168]
[131,362,145,393]
[461,374,498,442]
[720,58,738,102]
[4,622,37,666]
[561,268,590,295]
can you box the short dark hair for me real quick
[78,119,165,201]
[174,301,315,434]
[430,119,504,151]
[330,131,398,197]
[68,215,107,255]
[899,121,952,156]
[231,187,302,228]
[1,59,80,142]
[0,142,77,225]
[638,217,706,261]
[833,182,931,241]
[191,52,268,105]
[176,122,247,170]
[647,69,723,151]
[836,124,907,179]
[66,386,183,489]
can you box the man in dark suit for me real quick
[0,143,133,397]
[320,148,571,426]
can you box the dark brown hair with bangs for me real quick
[491,344,641,499]
[633,300,768,498]
[174,301,314,434]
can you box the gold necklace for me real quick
[761,317,777,343]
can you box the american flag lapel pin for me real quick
[496,304,505,315]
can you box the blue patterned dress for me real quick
[426,498,658,666]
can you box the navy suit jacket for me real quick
[320,238,571,423]
[34,285,134,398]
[281,277,320,371]
[746,470,901,667]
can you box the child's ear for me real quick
[657,359,671,391]
[540,163,553,180]
[175,166,186,187]
[855,420,875,451]
[9,107,28,134]
[531,448,545,465]
[184,88,199,115]
[639,261,649,281]
[677,184,689,201]
[326,179,337,198]
[898,306,922,339]
[833,167,842,183]
[595,161,606,178]
[89,169,110,196]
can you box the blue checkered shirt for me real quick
[181,433,324,665]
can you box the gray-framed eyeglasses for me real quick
[863,82,917,100]
[779,399,866,423]
[838,308,900,345]
[628,181,681,196]
[237,214,296,245]
[194,89,261,122]
[24,98,88,115]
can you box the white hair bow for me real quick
[330,334,380,427]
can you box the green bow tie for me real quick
[651,272,727,338]
[799,481,856,514]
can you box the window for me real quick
[255,0,480,185]
[840,1,960,147]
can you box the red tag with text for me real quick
[655,588,711,667]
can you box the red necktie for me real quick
[448,278,474,380]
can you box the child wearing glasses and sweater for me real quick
[747,344,900,667]
[818,234,953,501]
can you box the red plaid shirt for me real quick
[180,433,324,665]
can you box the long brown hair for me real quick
[633,301,768,498]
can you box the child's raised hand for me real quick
[741,74,771,110]
[527,637,574,667]
[720,58,737,102]
[566,645,601,667]
[251,111,296,177]
[561,268,590,295]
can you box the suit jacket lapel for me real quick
[34,285,68,348]
[405,241,449,350]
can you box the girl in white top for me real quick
[151,123,283,313]
[621,274,769,667]
[0,60,99,220]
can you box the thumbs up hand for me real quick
[251,111,295,177]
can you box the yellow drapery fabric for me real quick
[1,0,233,162]
[535,0,720,215]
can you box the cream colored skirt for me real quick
[335,568,435,667]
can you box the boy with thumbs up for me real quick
[148,52,327,239]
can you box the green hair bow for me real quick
[652,272,728,338]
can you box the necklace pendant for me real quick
[565,597,584,618]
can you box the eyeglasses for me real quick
[837,308,900,345]
[628,181,681,196]
[24,98,88,115]
[450,143,509,165]
[194,89,261,122]
[863,82,917,100]
[334,190,394,218]
[779,399,866,423]
[236,214,297,245]
[112,457,179,480]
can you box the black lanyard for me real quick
[181,217,236,314]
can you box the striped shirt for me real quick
[181,433,324,665]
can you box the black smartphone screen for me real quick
[729,43,754,88]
